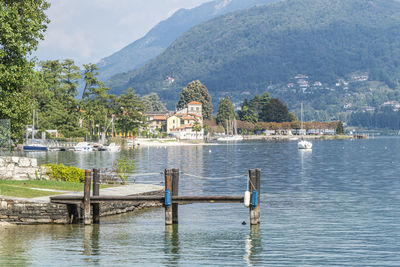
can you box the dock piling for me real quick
[172,169,179,224]
[84,169,92,225]
[249,169,261,225]
[92,168,100,224]
[165,169,173,225]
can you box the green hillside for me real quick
[108,0,400,117]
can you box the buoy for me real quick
[251,189,258,208]
[164,189,171,207]
[244,190,251,207]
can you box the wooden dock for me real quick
[50,168,261,226]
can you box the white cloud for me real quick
[34,0,211,66]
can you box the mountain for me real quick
[97,0,276,81]
[107,0,400,115]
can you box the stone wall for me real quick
[0,190,163,224]
[0,157,42,180]
[0,198,70,224]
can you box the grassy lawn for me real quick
[0,180,117,198]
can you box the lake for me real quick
[2,137,400,266]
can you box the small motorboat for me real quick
[105,143,120,152]
[298,139,312,149]
[74,142,93,152]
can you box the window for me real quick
[196,107,199,111]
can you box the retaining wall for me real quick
[0,190,163,224]
[0,157,42,180]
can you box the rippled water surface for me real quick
[2,137,400,266]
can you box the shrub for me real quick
[42,163,85,183]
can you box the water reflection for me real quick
[244,225,262,266]
[164,225,180,266]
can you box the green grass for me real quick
[0,180,117,198]
[0,185,62,198]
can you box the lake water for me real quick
[2,137,400,266]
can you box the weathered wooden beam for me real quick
[50,195,244,204]
[83,169,92,225]
[92,168,100,224]
[249,169,261,225]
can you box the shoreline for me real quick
[134,135,357,147]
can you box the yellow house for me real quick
[167,102,203,140]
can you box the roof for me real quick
[188,101,202,105]
[153,115,167,120]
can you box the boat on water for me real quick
[298,102,312,150]
[23,141,48,151]
[217,135,244,141]
[298,138,312,149]
[74,142,93,152]
[24,110,48,151]
[105,143,120,152]
[217,117,243,142]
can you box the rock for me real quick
[19,157,31,167]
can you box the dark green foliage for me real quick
[349,106,400,129]
[177,80,213,119]
[107,0,400,120]
[259,98,293,122]
[0,0,50,142]
[141,93,167,113]
[336,121,345,134]
[43,163,85,183]
[216,96,235,125]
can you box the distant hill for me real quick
[107,0,400,114]
[97,0,276,81]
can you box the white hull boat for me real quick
[106,143,120,152]
[74,142,93,151]
[217,135,244,141]
[298,139,312,149]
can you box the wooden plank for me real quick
[165,169,173,225]
[83,169,92,225]
[172,168,179,224]
[51,195,244,203]
[92,168,100,224]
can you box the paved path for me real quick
[29,184,164,203]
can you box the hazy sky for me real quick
[33,0,211,66]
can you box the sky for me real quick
[33,0,211,67]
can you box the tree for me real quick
[115,88,146,137]
[177,80,212,119]
[259,98,292,123]
[216,96,235,126]
[238,100,258,124]
[336,121,344,134]
[247,92,270,117]
[141,93,167,113]
[0,0,50,142]
[192,121,202,139]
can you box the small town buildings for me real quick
[167,101,204,140]
[144,112,170,134]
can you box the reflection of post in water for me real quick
[83,225,92,256]
[244,225,262,266]
[164,225,180,264]
[91,224,100,256]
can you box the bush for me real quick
[42,163,85,183]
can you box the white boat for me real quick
[217,117,243,142]
[217,135,244,141]
[105,142,120,152]
[298,139,312,149]
[74,142,93,151]
[298,102,312,150]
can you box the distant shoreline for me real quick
[134,134,359,147]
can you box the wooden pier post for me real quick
[92,168,100,224]
[84,169,92,225]
[172,168,179,224]
[249,169,261,225]
[165,169,173,225]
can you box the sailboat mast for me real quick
[32,110,35,140]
